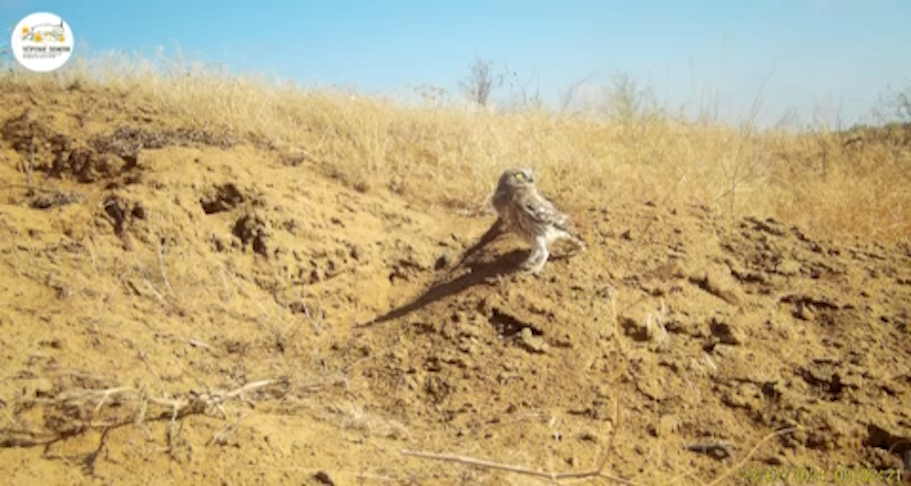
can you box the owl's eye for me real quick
[514,172,525,181]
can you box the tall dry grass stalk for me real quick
[2,51,908,243]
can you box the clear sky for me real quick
[3,0,910,127]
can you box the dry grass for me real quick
[2,52,909,243]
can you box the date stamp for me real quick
[741,465,904,484]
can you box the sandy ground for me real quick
[1,85,909,485]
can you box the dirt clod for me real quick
[232,213,269,257]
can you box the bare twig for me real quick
[705,426,799,486]
[4,379,282,450]
[156,236,174,296]
[0,183,69,193]
[186,338,211,349]
[401,449,636,484]
[207,422,238,446]
[686,441,732,460]
[214,379,276,403]
[140,277,169,307]
[403,427,801,485]
[138,351,168,398]
[90,386,134,413]
[27,141,34,188]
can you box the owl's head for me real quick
[497,167,536,191]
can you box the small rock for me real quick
[130,204,146,221]
[434,253,450,271]
[29,191,83,209]
[313,471,334,485]
[658,415,680,437]
[778,259,801,276]
[798,304,816,321]
[578,431,599,443]
[710,318,744,346]
[552,332,573,348]
[30,378,55,397]
[98,153,127,176]
[517,327,548,354]
[838,371,864,389]
[637,377,666,401]
[689,266,743,306]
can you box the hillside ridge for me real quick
[0,81,909,485]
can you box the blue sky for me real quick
[3,0,910,126]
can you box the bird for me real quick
[491,167,585,274]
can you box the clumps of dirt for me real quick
[47,149,136,183]
[796,360,855,401]
[780,293,840,321]
[687,267,743,305]
[279,150,314,167]
[27,190,85,210]
[308,247,357,284]
[489,307,542,340]
[232,213,269,258]
[200,183,246,214]
[91,126,237,154]
[312,470,336,485]
[197,182,274,258]
[707,317,744,347]
[2,112,235,187]
[863,424,911,471]
[328,198,911,482]
[0,109,59,154]
[101,194,147,239]
[389,255,430,284]
[1,114,137,185]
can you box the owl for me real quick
[491,168,585,274]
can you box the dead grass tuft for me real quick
[3,52,907,242]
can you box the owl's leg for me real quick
[567,233,586,253]
[523,236,550,275]
[557,230,586,254]
[521,245,539,272]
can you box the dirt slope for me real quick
[1,84,910,485]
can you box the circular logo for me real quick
[10,12,74,73]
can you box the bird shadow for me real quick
[356,219,525,328]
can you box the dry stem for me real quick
[402,426,801,485]
[401,449,636,484]
[3,379,281,449]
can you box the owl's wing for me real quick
[521,195,571,230]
